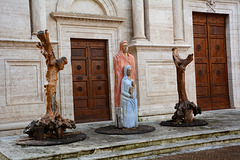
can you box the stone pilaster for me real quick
[172,0,184,41]
[31,0,46,35]
[132,0,146,40]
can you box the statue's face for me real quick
[122,43,128,53]
[63,58,68,64]
[127,67,132,76]
[59,57,68,70]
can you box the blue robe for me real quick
[120,66,138,128]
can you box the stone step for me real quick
[60,129,240,160]
[1,116,240,160]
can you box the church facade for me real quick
[0,0,240,136]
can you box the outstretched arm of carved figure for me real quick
[36,42,47,58]
[172,48,193,70]
[182,54,193,67]
[37,30,54,58]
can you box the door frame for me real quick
[184,1,239,109]
[53,15,125,121]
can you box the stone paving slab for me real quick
[0,109,240,159]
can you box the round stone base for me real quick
[95,125,155,135]
[16,132,87,146]
[160,119,208,127]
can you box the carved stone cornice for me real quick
[51,12,126,23]
[0,38,58,48]
[129,43,192,49]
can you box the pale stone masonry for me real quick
[0,0,239,136]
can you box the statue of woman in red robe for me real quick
[113,40,135,107]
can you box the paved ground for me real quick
[0,109,240,159]
[154,145,240,160]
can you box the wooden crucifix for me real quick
[24,30,75,139]
[36,30,67,118]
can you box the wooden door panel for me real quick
[210,26,225,36]
[71,48,86,57]
[194,38,207,58]
[212,95,229,103]
[71,39,110,123]
[91,60,106,75]
[193,24,206,35]
[197,97,212,111]
[210,39,225,58]
[74,100,88,109]
[73,82,88,97]
[196,86,209,97]
[211,85,228,96]
[211,63,227,84]
[195,63,209,84]
[72,60,87,75]
[92,81,107,96]
[193,12,230,111]
[193,13,207,23]
[207,14,225,24]
[74,108,110,123]
[91,48,105,57]
[93,99,107,108]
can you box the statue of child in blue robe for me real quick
[120,65,138,128]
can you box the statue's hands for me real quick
[36,42,47,58]
[132,81,135,87]
[130,94,133,99]
[36,42,42,49]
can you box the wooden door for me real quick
[71,39,110,123]
[193,12,230,111]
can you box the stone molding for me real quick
[56,0,118,16]
[51,12,126,23]
[0,122,30,131]
[0,38,58,49]
[4,60,44,106]
[129,43,192,49]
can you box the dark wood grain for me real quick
[193,13,230,111]
[71,39,110,123]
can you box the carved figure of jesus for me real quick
[36,30,67,118]
[129,81,135,99]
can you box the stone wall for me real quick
[0,0,31,39]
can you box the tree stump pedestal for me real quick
[160,48,207,127]
[18,30,86,145]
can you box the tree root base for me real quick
[24,114,76,139]
[171,101,202,124]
